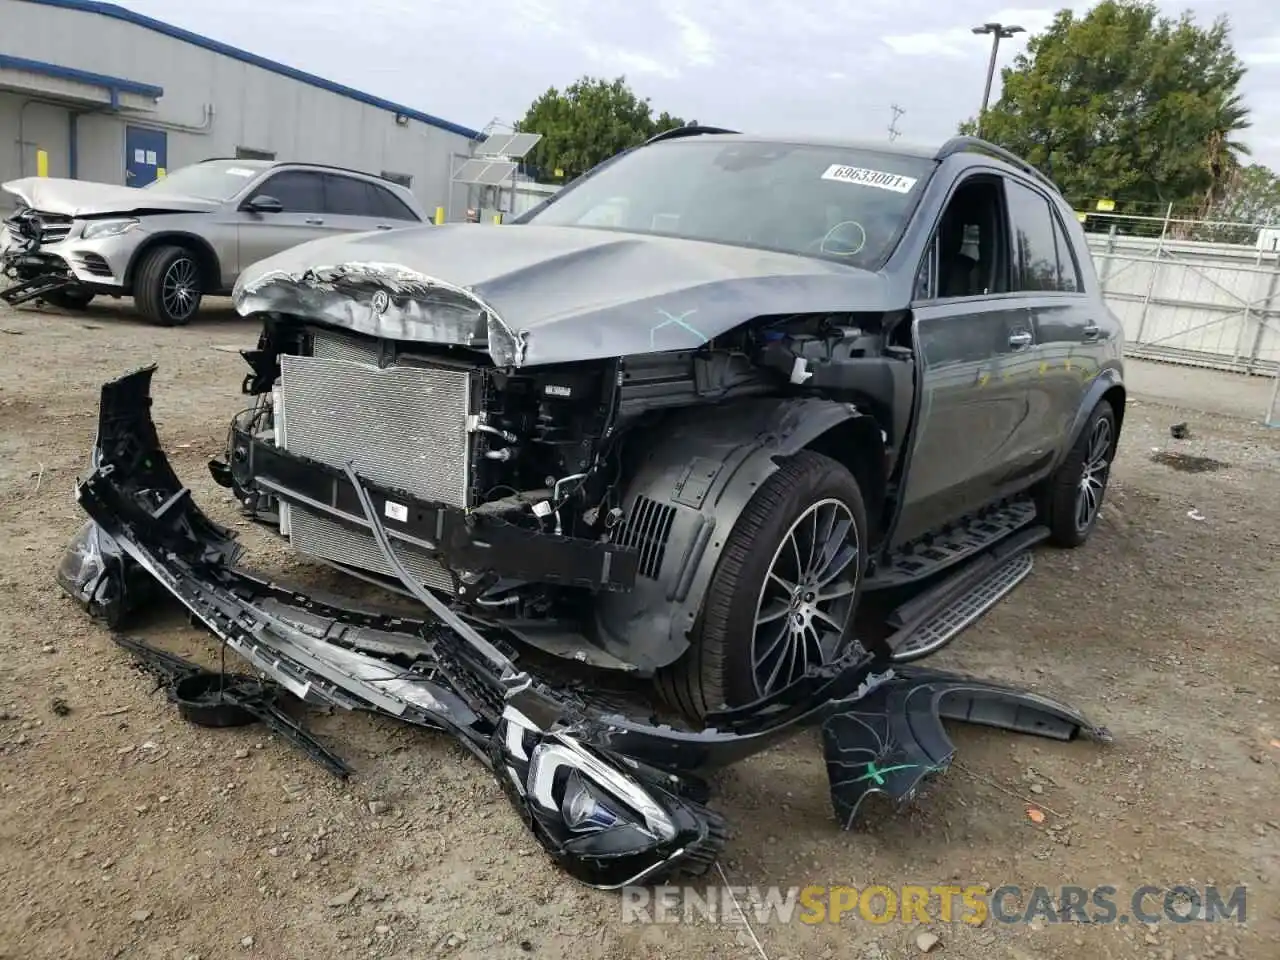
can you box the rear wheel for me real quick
[656,451,867,720]
[1038,399,1116,547]
[134,245,202,326]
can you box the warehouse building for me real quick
[0,0,482,214]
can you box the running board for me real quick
[866,497,1038,590]
[885,525,1047,662]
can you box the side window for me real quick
[371,184,420,221]
[323,175,380,217]
[919,177,1010,300]
[1005,179,1063,292]
[1050,212,1081,292]
[253,171,323,213]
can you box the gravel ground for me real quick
[0,297,1277,960]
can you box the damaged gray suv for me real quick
[1,158,426,325]
[69,129,1126,722]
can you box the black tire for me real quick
[1038,399,1117,548]
[656,451,869,720]
[40,288,95,310]
[133,245,202,326]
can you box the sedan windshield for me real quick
[522,139,934,266]
[142,161,269,201]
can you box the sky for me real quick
[113,0,1280,171]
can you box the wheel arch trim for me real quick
[124,232,222,293]
[593,397,882,672]
[1056,367,1125,472]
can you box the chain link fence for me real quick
[1074,206,1280,426]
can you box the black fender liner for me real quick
[593,397,882,672]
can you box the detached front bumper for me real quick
[57,367,1112,889]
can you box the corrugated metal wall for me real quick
[0,0,475,215]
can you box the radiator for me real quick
[276,335,475,594]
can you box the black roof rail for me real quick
[935,136,1059,192]
[644,124,740,146]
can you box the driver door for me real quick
[235,170,337,272]
[894,174,1038,546]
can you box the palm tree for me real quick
[1199,89,1251,219]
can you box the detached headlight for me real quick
[493,706,726,888]
[528,737,677,843]
[81,218,140,240]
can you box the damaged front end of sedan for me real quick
[58,362,1111,889]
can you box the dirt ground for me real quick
[0,297,1276,960]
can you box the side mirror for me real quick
[245,195,283,214]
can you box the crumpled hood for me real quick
[2,177,218,217]
[232,223,897,367]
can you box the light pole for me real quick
[972,22,1024,136]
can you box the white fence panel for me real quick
[1085,228,1280,376]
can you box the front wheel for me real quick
[656,451,868,720]
[133,245,203,326]
[1038,399,1117,547]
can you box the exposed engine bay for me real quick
[217,309,914,671]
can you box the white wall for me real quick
[0,93,71,185]
[0,0,477,215]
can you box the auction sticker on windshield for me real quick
[821,165,918,193]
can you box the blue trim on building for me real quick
[0,52,164,99]
[21,0,483,140]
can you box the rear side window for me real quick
[323,175,380,217]
[1004,179,1064,292]
[255,171,323,213]
[372,184,420,221]
[1050,213,1082,292]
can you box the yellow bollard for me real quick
[492,213,503,225]
[36,150,49,177]
[434,206,445,225]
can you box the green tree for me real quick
[963,0,1252,213]
[1202,163,1280,242]
[514,76,690,182]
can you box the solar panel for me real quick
[501,133,542,158]
[452,158,489,181]
[476,132,516,156]
[473,132,542,159]
[451,158,518,185]
[475,161,518,185]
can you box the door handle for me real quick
[375,224,393,230]
[1008,330,1033,349]
[305,218,325,225]
[1082,323,1100,341]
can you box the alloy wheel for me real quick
[1075,417,1113,532]
[161,257,199,321]
[751,498,860,697]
